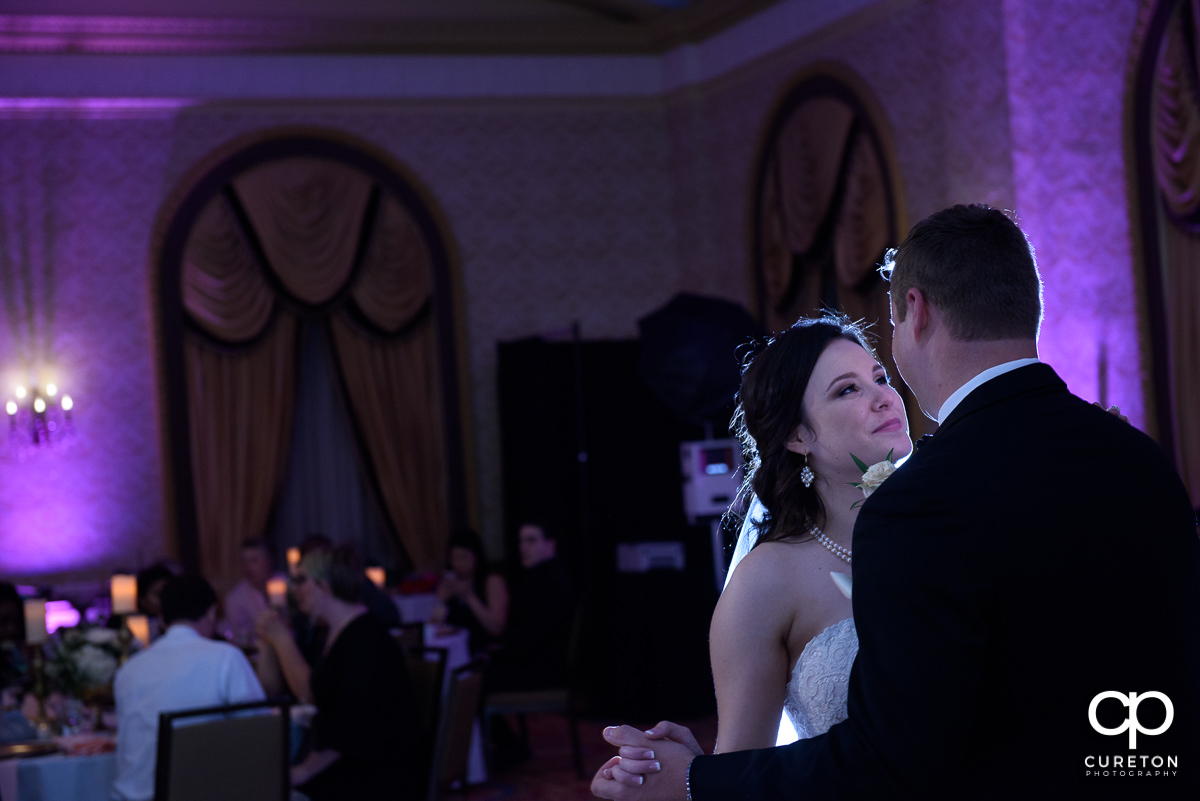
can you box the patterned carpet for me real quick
[465,712,718,801]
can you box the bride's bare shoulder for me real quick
[727,537,843,608]
[725,540,810,593]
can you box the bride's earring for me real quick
[801,454,814,488]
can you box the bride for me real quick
[710,312,911,751]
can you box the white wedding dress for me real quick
[726,498,858,743]
[782,617,857,739]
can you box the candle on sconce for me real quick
[267,577,288,608]
[110,574,137,615]
[286,548,301,573]
[23,599,47,645]
[365,567,386,589]
[126,614,150,647]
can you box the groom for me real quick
[592,204,1200,799]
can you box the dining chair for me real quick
[481,605,585,779]
[428,659,486,801]
[403,645,448,797]
[154,698,290,801]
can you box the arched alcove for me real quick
[750,64,924,435]
[152,128,469,587]
[1129,0,1200,505]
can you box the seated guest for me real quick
[222,537,276,647]
[256,544,418,800]
[485,522,578,770]
[112,575,264,801]
[134,563,176,642]
[0,581,36,744]
[0,581,24,647]
[488,521,577,691]
[287,534,400,666]
[430,527,508,654]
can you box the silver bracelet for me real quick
[685,757,694,801]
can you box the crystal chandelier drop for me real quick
[5,383,75,457]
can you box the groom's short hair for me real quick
[882,204,1043,341]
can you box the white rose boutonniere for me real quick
[849,449,897,509]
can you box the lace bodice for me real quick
[783,617,858,739]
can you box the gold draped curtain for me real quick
[1151,2,1200,504]
[180,157,449,589]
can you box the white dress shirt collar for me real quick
[937,358,1041,425]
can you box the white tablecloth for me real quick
[0,751,116,801]
[393,593,438,624]
[425,628,487,785]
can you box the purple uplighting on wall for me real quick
[0,115,168,583]
[1001,1,1145,428]
[2,464,105,576]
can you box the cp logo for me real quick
[1088,691,1174,749]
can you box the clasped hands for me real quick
[590,721,702,801]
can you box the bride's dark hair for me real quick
[728,312,876,547]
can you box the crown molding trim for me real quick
[0,0,782,56]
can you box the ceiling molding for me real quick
[0,0,785,56]
[547,0,666,24]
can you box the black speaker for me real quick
[498,337,719,720]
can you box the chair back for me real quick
[404,645,448,743]
[154,698,289,801]
[429,659,485,801]
[403,645,448,796]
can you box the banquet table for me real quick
[0,748,116,801]
[393,592,438,624]
[425,627,487,785]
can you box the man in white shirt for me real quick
[112,575,265,801]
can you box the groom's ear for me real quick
[906,288,931,341]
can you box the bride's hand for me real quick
[592,722,702,798]
[1093,401,1129,425]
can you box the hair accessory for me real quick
[800,455,815,488]
[813,524,852,564]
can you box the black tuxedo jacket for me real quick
[692,364,1200,799]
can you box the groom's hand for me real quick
[591,723,702,801]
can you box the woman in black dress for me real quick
[257,544,419,799]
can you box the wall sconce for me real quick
[5,383,75,456]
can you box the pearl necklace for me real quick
[813,526,852,564]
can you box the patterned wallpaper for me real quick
[0,0,1152,581]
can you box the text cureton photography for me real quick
[1085,754,1179,778]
